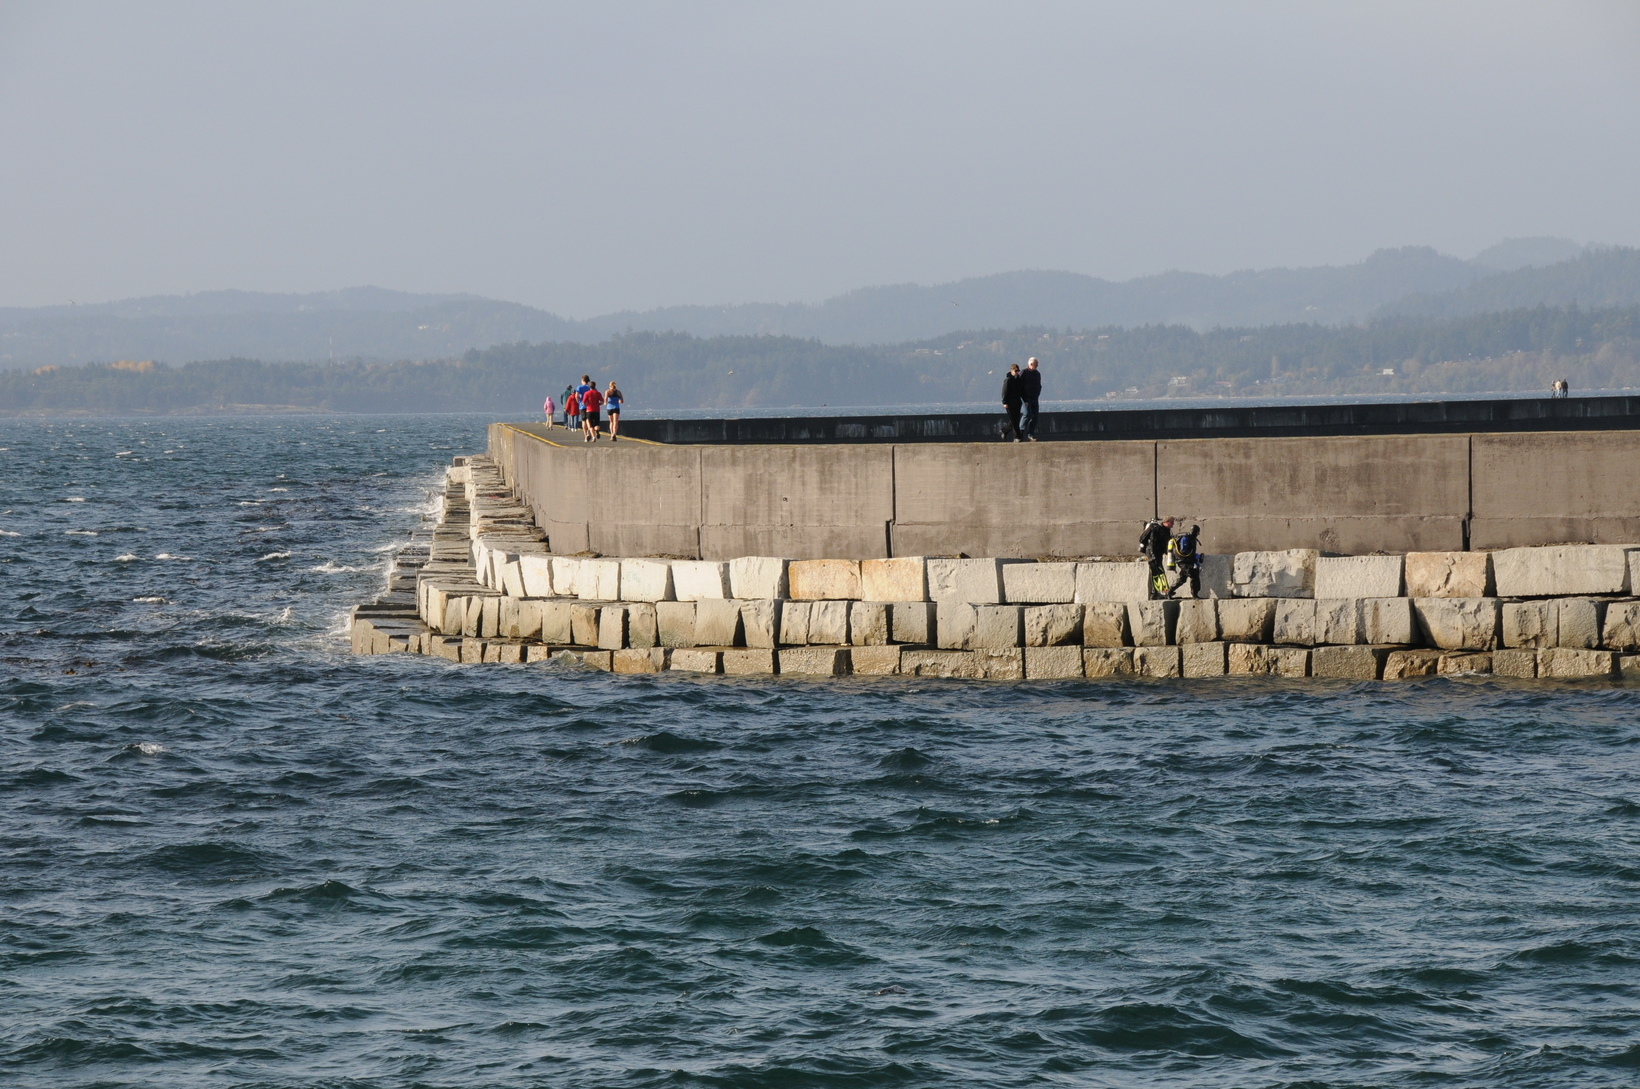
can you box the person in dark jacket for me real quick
[1168,524,1203,598]
[1139,516,1175,599]
[1000,364,1024,441]
[1018,357,1043,441]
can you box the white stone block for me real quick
[1314,599,1362,645]
[1404,552,1492,597]
[672,560,731,601]
[500,560,525,598]
[849,601,890,646]
[890,601,936,644]
[779,600,812,645]
[539,600,573,643]
[729,556,789,600]
[862,557,927,602]
[739,599,782,649]
[1602,601,1640,652]
[1218,598,1275,642]
[928,558,1005,604]
[550,556,582,597]
[1082,602,1130,647]
[974,605,1024,649]
[1023,604,1083,646]
[1492,545,1633,598]
[1413,598,1502,650]
[1003,562,1076,604]
[1315,555,1403,599]
[1198,554,1234,599]
[597,606,627,650]
[1272,599,1316,645]
[808,600,850,644]
[694,599,744,646]
[1361,597,1416,645]
[620,559,675,602]
[576,558,621,601]
[936,602,977,650]
[1074,560,1149,603]
[519,553,554,597]
[1232,550,1317,598]
[1126,600,1178,646]
[627,602,658,649]
[1503,600,1556,648]
[787,559,861,600]
[1556,598,1605,650]
[1175,599,1218,644]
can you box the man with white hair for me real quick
[1019,357,1043,441]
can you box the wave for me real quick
[131,596,168,604]
[0,529,20,537]
[115,554,141,562]
[155,553,191,561]
[256,552,290,562]
[64,529,98,536]
[65,496,86,502]
[309,561,361,573]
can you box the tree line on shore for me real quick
[2,303,1636,416]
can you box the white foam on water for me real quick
[256,551,291,562]
[155,553,192,561]
[125,742,166,755]
[0,530,20,538]
[269,487,289,492]
[239,500,265,506]
[309,561,360,573]
[132,596,168,603]
[65,496,86,502]
[65,529,99,536]
[115,553,141,562]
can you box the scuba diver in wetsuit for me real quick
[1168,524,1203,598]
[1139,516,1175,599]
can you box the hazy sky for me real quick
[1,1,1637,316]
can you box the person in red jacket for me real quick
[579,381,606,442]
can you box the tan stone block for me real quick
[1314,599,1361,645]
[570,603,600,646]
[1493,545,1632,597]
[1405,551,1493,597]
[1603,601,1640,652]
[1025,646,1084,679]
[577,558,622,601]
[1383,649,1442,679]
[672,560,730,601]
[1074,560,1149,603]
[627,602,658,649]
[1175,599,1218,644]
[1315,554,1404,598]
[1503,600,1556,648]
[1083,647,1136,677]
[519,553,554,597]
[669,648,722,673]
[1311,645,1387,680]
[1231,549,1317,598]
[430,635,461,662]
[1439,652,1492,675]
[974,605,1024,649]
[1127,600,1178,646]
[461,637,486,663]
[779,646,851,676]
[1272,599,1315,646]
[1492,648,1538,678]
[723,648,777,675]
[1024,604,1083,646]
[861,557,927,602]
[739,599,782,649]
[850,646,902,675]
[976,648,1025,679]
[1003,562,1077,604]
[1182,641,1227,677]
[1556,598,1605,649]
[481,596,501,638]
[1218,599,1274,642]
[1361,597,1416,645]
[729,556,789,600]
[539,600,573,644]
[1540,648,1617,679]
[1622,654,1640,678]
[613,648,668,673]
[550,556,582,597]
[580,650,614,671]
[523,643,558,664]
[927,558,1005,604]
[849,601,890,646]
[694,599,745,646]
[787,559,862,600]
[1134,645,1182,677]
[1081,602,1130,647]
[597,606,627,651]
[619,559,674,602]
[936,602,977,650]
[890,601,936,645]
[1270,647,1310,677]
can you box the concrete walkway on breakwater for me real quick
[351,455,1640,682]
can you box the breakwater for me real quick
[353,454,1640,682]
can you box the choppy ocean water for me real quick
[4,413,1640,1088]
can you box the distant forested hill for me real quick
[5,304,1636,417]
[9,243,1639,368]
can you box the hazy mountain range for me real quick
[1,237,1630,370]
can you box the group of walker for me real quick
[543,376,625,443]
[1140,516,1204,599]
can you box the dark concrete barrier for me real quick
[491,414,1640,559]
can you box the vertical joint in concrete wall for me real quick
[1464,435,1473,551]
[888,445,898,559]
[1152,441,1160,520]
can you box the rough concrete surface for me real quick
[1232,550,1318,598]
[861,557,926,602]
[1024,604,1083,647]
[728,556,789,600]
[1315,555,1403,599]
[1003,562,1076,604]
[1413,598,1502,650]
[1405,552,1492,598]
[1492,545,1633,598]
[787,559,861,600]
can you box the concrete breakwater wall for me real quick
[488,423,1640,559]
[351,455,1640,682]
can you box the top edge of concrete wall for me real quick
[521,395,1640,445]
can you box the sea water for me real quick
[3,413,1640,1088]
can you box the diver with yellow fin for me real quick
[1138,516,1174,599]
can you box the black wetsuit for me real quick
[1139,521,1172,597]
[1168,531,1202,597]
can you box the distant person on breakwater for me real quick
[1552,379,1569,398]
[1019,357,1043,441]
[565,385,581,432]
[605,382,624,441]
[997,359,1023,439]
[1140,516,1175,599]
[1167,524,1204,599]
[579,381,605,443]
[542,392,556,428]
